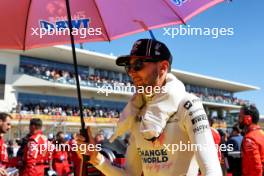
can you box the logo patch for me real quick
[193,124,209,134]
[184,101,192,110]
[191,114,208,125]
[131,40,142,54]
[39,18,90,31]
[171,0,188,6]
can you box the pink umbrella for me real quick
[0,0,224,50]
[0,0,224,174]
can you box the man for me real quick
[226,125,243,176]
[239,105,264,176]
[20,118,48,176]
[52,131,71,176]
[227,125,243,151]
[95,131,105,144]
[209,118,221,162]
[7,140,14,158]
[79,39,222,175]
[0,112,12,176]
[68,133,84,176]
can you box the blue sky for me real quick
[81,1,264,114]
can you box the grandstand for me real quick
[0,46,260,139]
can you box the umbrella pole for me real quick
[148,30,156,41]
[65,0,89,175]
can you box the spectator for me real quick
[226,125,243,176]
[209,118,221,162]
[95,131,105,144]
[7,140,14,158]
[239,105,264,176]
[227,125,243,151]
[217,129,229,176]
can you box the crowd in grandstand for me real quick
[11,103,120,118]
[19,64,248,107]
[19,64,132,88]
[194,93,249,106]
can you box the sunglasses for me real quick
[125,58,161,73]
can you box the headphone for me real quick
[243,115,252,126]
[241,104,260,128]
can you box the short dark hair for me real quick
[241,104,259,124]
[0,112,13,121]
[232,125,241,133]
[29,118,42,129]
[56,131,64,138]
[208,118,215,127]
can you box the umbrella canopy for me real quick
[0,0,223,50]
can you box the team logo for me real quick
[171,0,188,6]
[131,40,142,54]
[184,101,192,110]
[39,18,90,31]
[155,43,161,55]
[191,114,208,125]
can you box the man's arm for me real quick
[182,95,222,176]
[242,137,263,175]
[95,134,143,176]
[25,139,39,164]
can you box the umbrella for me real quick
[0,0,224,49]
[0,0,225,175]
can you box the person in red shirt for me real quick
[68,133,83,176]
[209,118,221,161]
[0,134,8,167]
[52,131,71,176]
[0,112,12,176]
[21,118,48,176]
[239,104,264,176]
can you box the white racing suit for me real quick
[109,73,186,142]
[95,92,222,176]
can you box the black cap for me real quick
[116,39,172,66]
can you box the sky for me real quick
[80,1,264,114]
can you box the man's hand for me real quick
[0,168,7,176]
[76,127,104,166]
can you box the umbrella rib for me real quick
[23,0,33,50]
[162,0,186,25]
[93,0,111,41]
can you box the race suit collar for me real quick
[32,130,43,135]
[247,124,261,133]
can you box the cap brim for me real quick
[116,55,132,66]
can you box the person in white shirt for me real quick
[78,39,222,176]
